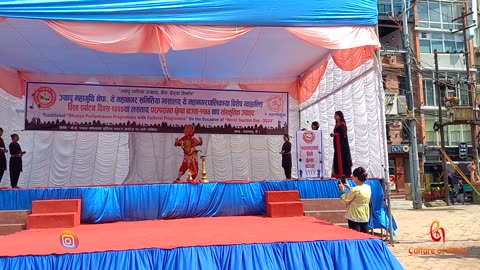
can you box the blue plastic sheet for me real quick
[366,180,399,232]
[0,180,396,230]
[0,239,403,270]
[0,0,378,26]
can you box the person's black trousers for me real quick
[283,166,292,179]
[348,219,369,233]
[9,170,20,187]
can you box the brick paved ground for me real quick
[386,199,480,270]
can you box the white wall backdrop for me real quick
[0,58,386,187]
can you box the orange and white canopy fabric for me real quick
[0,18,379,103]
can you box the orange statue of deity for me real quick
[174,125,203,182]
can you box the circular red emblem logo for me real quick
[33,87,56,109]
[302,131,315,144]
[267,95,284,112]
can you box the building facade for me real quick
[379,0,477,192]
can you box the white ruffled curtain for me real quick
[300,59,387,178]
[0,89,129,188]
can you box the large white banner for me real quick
[295,130,324,178]
[25,82,289,135]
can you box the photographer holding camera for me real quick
[337,167,371,233]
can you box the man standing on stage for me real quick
[174,124,203,182]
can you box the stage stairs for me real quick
[27,199,81,229]
[265,191,304,217]
[0,210,30,235]
[302,198,348,227]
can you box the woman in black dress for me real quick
[280,134,292,179]
[0,128,7,187]
[9,134,25,189]
[330,111,352,178]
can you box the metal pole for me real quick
[459,5,479,166]
[434,50,450,205]
[451,3,478,203]
[376,20,394,244]
[383,165,394,245]
[402,0,422,209]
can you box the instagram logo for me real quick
[59,230,79,250]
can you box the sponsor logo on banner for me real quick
[266,95,284,112]
[302,131,315,144]
[33,87,56,109]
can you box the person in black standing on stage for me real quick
[311,121,320,130]
[330,111,352,179]
[9,134,25,189]
[280,134,292,179]
[0,128,7,188]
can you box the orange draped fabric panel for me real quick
[332,47,375,71]
[0,66,25,98]
[239,62,328,103]
[46,20,253,54]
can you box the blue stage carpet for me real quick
[0,179,396,230]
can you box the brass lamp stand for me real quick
[200,156,208,183]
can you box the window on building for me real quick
[462,125,471,144]
[398,76,406,95]
[417,1,462,30]
[423,78,436,106]
[457,83,470,105]
[422,72,470,107]
[424,115,437,145]
[449,124,462,145]
[378,0,410,17]
[424,112,472,146]
[419,32,464,53]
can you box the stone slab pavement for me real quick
[385,199,480,270]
